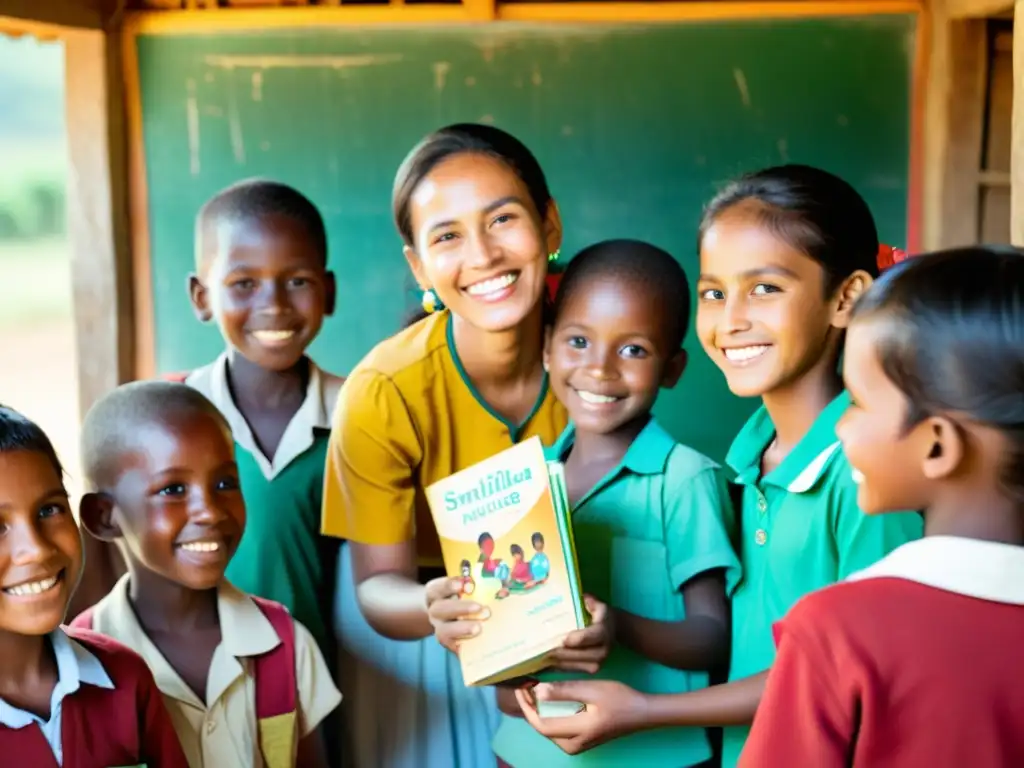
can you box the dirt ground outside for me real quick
[0,238,82,502]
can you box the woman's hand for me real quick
[549,595,614,673]
[425,576,490,653]
[514,679,650,755]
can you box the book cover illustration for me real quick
[425,436,587,686]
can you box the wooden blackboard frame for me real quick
[121,0,926,380]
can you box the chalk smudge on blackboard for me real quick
[227,81,245,165]
[186,78,200,176]
[433,61,450,92]
[203,54,403,70]
[777,138,789,162]
[733,68,751,109]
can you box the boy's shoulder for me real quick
[782,574,953,646]
[173,353,344,428]
[663,440,720,478]
[60,625,155,687]
[639,419,720,482]
[74,578,309,666]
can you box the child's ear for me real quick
[920,416,964,481]
[323,270,337,317]
[831,270,874,329]
[661,349,688,389]
[79,492,124,543]
[542,326,553,372]
[402,245,431,291]
[187,273,214,323]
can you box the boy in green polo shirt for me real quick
[508,166,923,765]
[182,179,343,661]
[492,239,740,768]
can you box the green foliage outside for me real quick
[0,36,66,242]
[0,172,66,241]
[0,36,70,326]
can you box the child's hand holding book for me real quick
[425,576,491,653]
[549,595,614,674]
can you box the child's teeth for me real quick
[253,330,294,342]
[466,273,517,296]
[4,575,59,596]
[180,542,221,553]
[577,391,618,404]
[723,345,769,362]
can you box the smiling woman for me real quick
[321,123,570,767]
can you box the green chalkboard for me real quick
[137,16,914,463]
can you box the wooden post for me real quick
[1012,1,1024,244]
[0,0,101,32]
[64,26,132,612]
[64,27,135,415]
[920,0,990,250]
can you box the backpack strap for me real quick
[250,596,298,768]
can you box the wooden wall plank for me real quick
[940,19,987,245]
[1012,1,1024,244]
[64,27,132,611]
[921,0,988,250]
[0,0,103,32]
[65,28,135,411]
[947,0,1012,18]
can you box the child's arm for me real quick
[613,569,729,671]
[293,620,343,765]
[513,672,768,755]
[613,462,737,672]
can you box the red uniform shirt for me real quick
[742,537,1024,768]
[0,627,189,768]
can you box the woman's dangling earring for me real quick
[548,250,561,266]
[422,288,444,314]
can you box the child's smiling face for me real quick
[837,319,930,515]
[191,213,336,372]
[696,205,848,399]
[0,451,82,637]
[545,274,685,436]
[86,411,246,592]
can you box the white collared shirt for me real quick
[0,629,115,765]
[88,575,341,768]
[185,353,344,481]
[848,535,1024,605]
